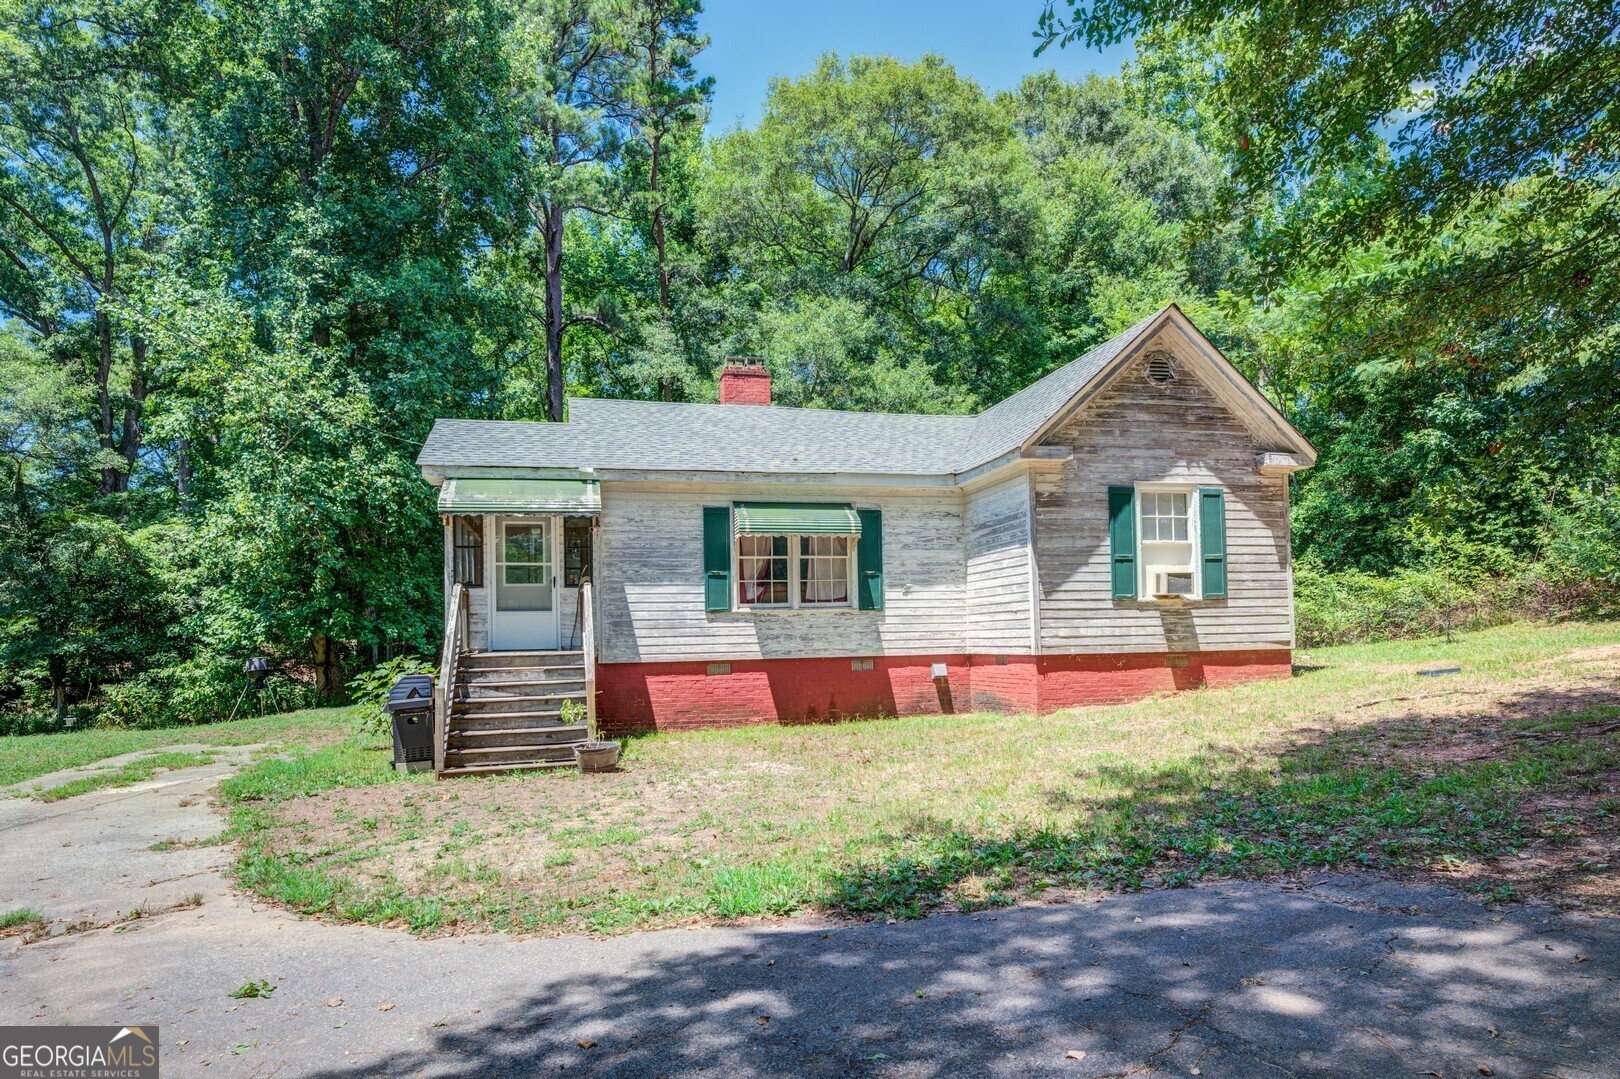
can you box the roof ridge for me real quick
[566,396,977,422]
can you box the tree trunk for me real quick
[94,310,122,495]
[650,132,669,313]
[176,437,193,506]
[48,655,68,723]
[543,204,566,422]
[116,335,149,484]
[649,132,675,403]
[312,633,344,699]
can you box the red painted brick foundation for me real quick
[595,649,1292,736]
[1032,649,1292,711]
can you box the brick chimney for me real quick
[718,357,771,405]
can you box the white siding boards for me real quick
[596,482,968,664]
[963,470,1034,653]
[1032,349,1295,654]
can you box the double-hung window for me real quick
[706,503,881,613]
[1139,488,1196,598]
[1107,483,1227,601]
[727,502,861,611]
[737,533,854,609]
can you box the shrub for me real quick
[346,655,435,738]
[1294,560,1525,648]
[0,710,68,737]
[98,659,319,729]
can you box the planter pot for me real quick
[574,741,622,773]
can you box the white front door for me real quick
[492,518,559,650]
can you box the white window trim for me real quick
[1135,483,1202,601]
[733,532,858,612]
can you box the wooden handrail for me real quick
[435,582,468,776]
[581,578,597,743]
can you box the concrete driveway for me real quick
[2,755,1617,1078]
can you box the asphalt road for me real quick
[2,754,1618,1078]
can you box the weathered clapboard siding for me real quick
[596,481,968,663]
[963,471,1034,653]
[466,582,491,650]
[1034,350,1294,654]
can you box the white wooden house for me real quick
[416,306,1314,775]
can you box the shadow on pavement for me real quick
[305,879,1618,1078]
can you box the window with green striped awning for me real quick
[732,502,861,536]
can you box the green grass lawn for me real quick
[207,620,1620,936]
[0,708,352,788]
[31,750,220,801]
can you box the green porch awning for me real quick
[437,477,600,515]
[733,502,862,536]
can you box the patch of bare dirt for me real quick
[1434,778,1620,915]
[1299,671,1620,914]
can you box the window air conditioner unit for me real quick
[1153,571,1195,598]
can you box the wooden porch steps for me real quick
[442,742,580,762]
[441,649,592,776]
[460,650,583,667]
[458,677,586,691]
[447,724,588,744]
[438,759,578,778]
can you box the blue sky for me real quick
[697,0,1136,133]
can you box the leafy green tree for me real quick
[609,0,711,317]
[511,0,627,421]
[0,0,178,496]
[187,352,441,693]
[0,332,105,502]
[1040,2,1618,259]
[602,0,711,401]
[173,0,524,694]
[1041,0,1620,453]
[988,71,1234,399]
[704,54,1028,292]
[0,492,173,718]
[698,54,1035,409]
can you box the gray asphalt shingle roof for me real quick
[417,310,1166,478]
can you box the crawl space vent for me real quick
[1144,352,1177,384]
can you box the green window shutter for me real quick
[703,505,732,612]
[1200,487,1227,599]
[856,508,884,610]
[1108,486,1137,600]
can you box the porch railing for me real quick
[581,579,597,742]
[435,582,469,776]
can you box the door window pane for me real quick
[505,565,548,585]
[498,521,552,611]
[504,524,549,563]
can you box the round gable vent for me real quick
[1144,351,1177,385]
